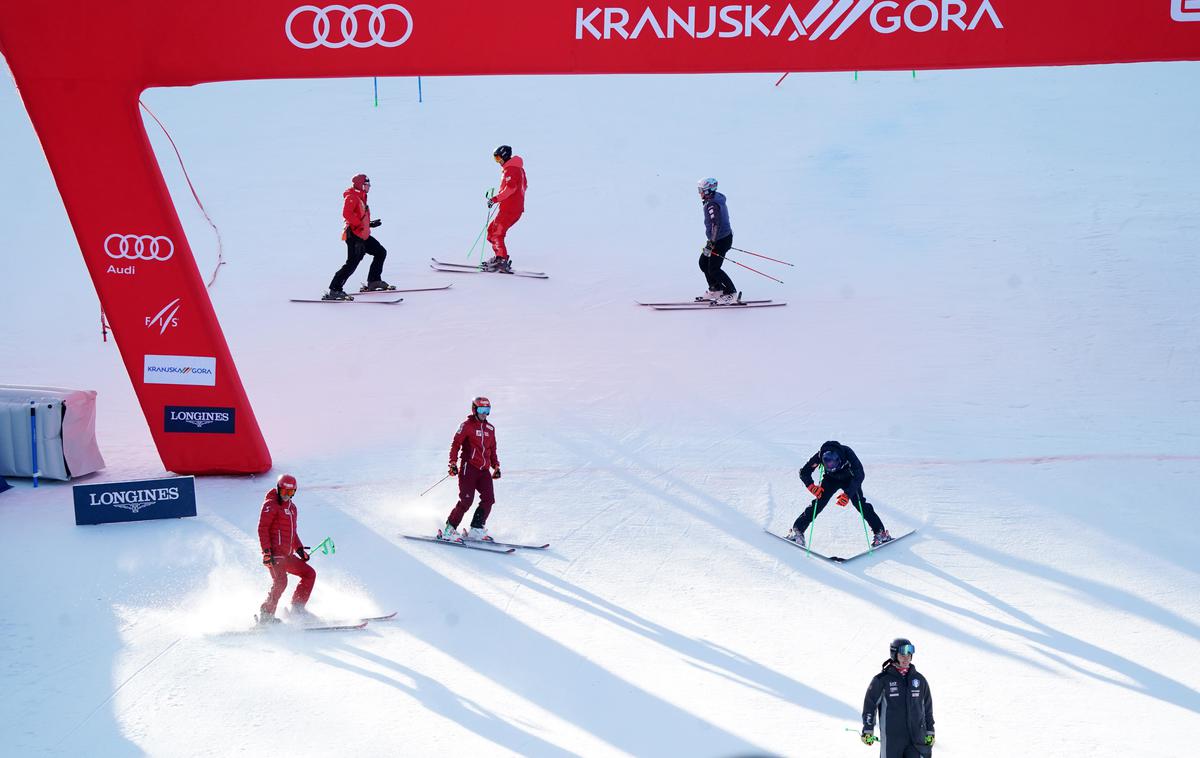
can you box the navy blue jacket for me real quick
[702,192,733,241]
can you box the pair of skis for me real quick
[238,610,398,634]
[290,284,453,305]
[403,532,549,555]
[765,529,916,563]
[430,258,549,279]
[636,295,786,311]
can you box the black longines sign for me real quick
[73,476,197,525]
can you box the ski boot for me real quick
[715,291,742,306]
[360,280,395,292]
[256,610,282,626]
[438,523,464,543]
[785,528,806,547]
[287,605,319,624]
[696,289,721,302]
[322,289,354,301]
[871,530,894,547]
[466,526,494,543]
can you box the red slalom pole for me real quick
[727,257,784,284]
[731,247,794,267]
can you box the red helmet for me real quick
[351,173,370,190]
[276,473,298,498]
[472,396,491,415]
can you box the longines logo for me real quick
[88,486,180,514]
[164,406,236,434]
[576,1,1002,42]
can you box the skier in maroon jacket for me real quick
[257,473,315,624]
[439,397,501,543]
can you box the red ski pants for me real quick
[261,555,315,615]
[448,464,495,529]
[486,208,523,259]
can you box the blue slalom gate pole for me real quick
[417,76,422,103]
[373,77,378,107]
[29,402,39,488]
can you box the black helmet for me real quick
[821,447,843,471]
[493,145,512,162]
[890,638,915,661]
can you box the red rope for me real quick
[138,100,226,288]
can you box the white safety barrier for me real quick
[0,386,106,482]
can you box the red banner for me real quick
[1,1,1197,473]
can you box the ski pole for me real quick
[731,247,794,267]
[725,257,785,284]
[845,727,876,743]
[419,473,452,497]
[467,189,497,262]
[805,464,823,557]
[856,497,874,555]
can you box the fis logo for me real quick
[575,1,1003,42]
[146,298,181,335]
[1174,0,1200,22]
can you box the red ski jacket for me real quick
[492,156,527,213]
[450,415,500,471]
[342,186,371,240]
[258,489,304,556]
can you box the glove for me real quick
[448,463,458,476]
[701,241,714,256]
[369,219,382,228]
[836,492,850,507]
[487,198,495,208]
[861,733,877,746]
[807,484,824,498]
[262,550,275,567]
[296,546,310,562]
[492,468,502,480]
[925,734,935,747]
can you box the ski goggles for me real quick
[476,406,491,415]
[896,643,915,656]
[279,486,297,498]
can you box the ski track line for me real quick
[55,637,183,749]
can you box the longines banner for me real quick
[73,476,198,526]
[0,2,1196,474]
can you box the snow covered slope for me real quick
[1,62,1198,757]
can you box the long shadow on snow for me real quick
[852,524,1200,715]
[499,560,854,718]
[325,507,770,757]
[543,426,1068,674]
[308,647,578,757]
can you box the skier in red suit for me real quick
[440,397,501,543]
[484,145,526,273]
[325,173,388,300]
[257,473,315,624]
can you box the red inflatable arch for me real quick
[1,1,1196,473]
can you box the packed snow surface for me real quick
[1,61,1198,756]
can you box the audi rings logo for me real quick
[286,4,413,49]
[104,234,175,261]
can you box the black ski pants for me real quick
[698,234,735,294]
[793,479,885,534]
[330,232,387,291]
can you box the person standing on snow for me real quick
[788,440,893,547]
[257,474,316,624]
[439,397,502,543]
[861,638,935,757]
[697,177,739,304]
[325,173,389,300]
[484,145,527,273]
